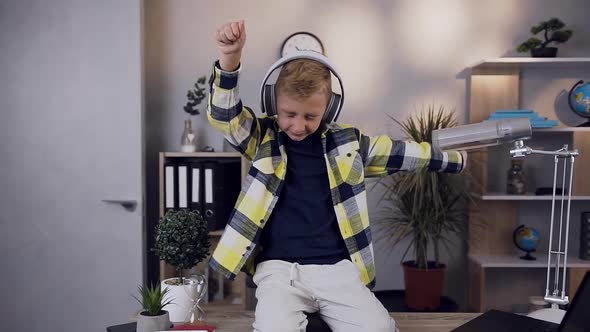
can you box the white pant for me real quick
[252,259,398,332]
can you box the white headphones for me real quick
[259,50,345,123]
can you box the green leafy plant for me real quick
[376,105,472,270]
[517,18,572,53]
[183,76,207,116]
[133,283,174,316]
[153,209,211,284]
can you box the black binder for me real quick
[202,160,241,231]
[189,161,203,214]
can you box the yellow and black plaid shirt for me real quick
[206,62,464,288]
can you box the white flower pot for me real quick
[161,278,191,323]
[136,310,170,332]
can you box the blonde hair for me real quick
[276,59,331,101]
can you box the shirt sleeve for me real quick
[358,132,465,177]
[207,60,261,161]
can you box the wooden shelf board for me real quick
[470,254,590,268]
[163,152,242,158]
[474,193,590,201]
[472,57,590,70]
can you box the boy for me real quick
[207,20,466,332]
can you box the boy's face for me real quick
[276,91,327,141]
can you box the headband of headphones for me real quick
[259,50,345,123]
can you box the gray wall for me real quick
[0,0,144,330]
[144,0,590,308]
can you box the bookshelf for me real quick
[467,57,590,312]
[158,151,251,310]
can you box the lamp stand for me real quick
[510,140,579,324]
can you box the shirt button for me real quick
[246,246,251,250]
[347,153,352,157]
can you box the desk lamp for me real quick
[433,118,580,324]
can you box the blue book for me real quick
[495,109,534,113]
[489,114,537,119]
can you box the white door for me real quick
[0,1,145,331]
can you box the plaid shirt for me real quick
[206,62,464,288]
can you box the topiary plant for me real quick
[153,209,211,284]
[517,18,572,57]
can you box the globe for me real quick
[513,225,540,260]
[569,80,590,126]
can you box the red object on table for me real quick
[172,323,216,331]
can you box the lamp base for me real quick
[527,307,566,324]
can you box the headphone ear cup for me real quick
[262,84,277,116]
[323,93,342,123]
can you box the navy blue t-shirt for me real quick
[256,129,350,265]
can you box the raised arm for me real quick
[207,20,261,161]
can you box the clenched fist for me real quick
[215,20,246,71]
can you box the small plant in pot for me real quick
[376,105,472,310]
[517,17,572,57]
[181,75,207,152]
[153,209,211,323]
[133,284,173,332]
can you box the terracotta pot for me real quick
[402,261,446,310]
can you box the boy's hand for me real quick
[215,20,246,71]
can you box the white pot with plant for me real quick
[153,209,211,323]
[133,284,173,332]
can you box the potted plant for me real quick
[376,105,472,310]
[133,284,173,332]
[153,209,211,322]
[517,17,573,57]
[181,75,207,152]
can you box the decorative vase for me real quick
[507,159,526,195]
[136,310,170,332]
[531,47,558,58]
[181,119,197,152]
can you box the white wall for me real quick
[144,0,590,308]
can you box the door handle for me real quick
[102,199,137,212]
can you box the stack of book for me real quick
[487,109,558,128]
